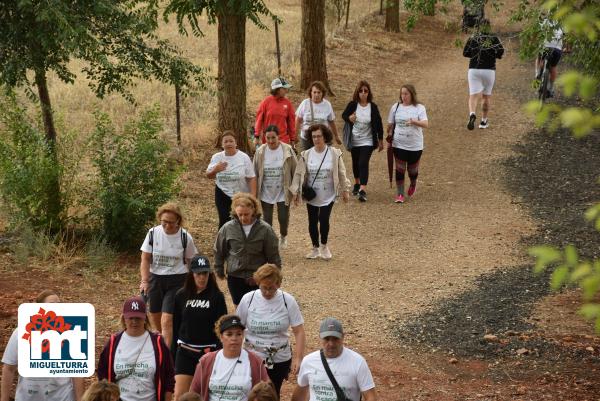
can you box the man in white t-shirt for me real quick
[291,318,377,401]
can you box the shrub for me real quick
[91,106,181,250]
[0,93,64,230]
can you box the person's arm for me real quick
[463,37,474,58]
[140,251,152,294]
[247,176,257,198]
[165,392,173,401]
[160,335,176,397]
[329,120,341,145]
[337,154,351,203]
[72,378,85,401]
[495,36,504,59]
[255,100,266,145]
[407,118,428,128]
[295,115,303,144]
[341,101,355,123]
[287,101,297,143]
[1,364,17,401]
[264,226,282,268]
[213,229,227,279]
[362,388,377,401]
[291,385,309,401]
[171,294,182,355]
[291,325,306,375]
[206,160,227,179]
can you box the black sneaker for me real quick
[478,119,488,129]
[352,184,360,196]
[358,190,367,202]
[467,114,476,130]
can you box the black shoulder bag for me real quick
[320,349,353,401]
[301,147,329,201]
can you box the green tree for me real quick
[519,0,600,332]
[0,0,205,230]
[164,0,276,152]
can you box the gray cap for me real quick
[189,255,211,273]
[319,317,343,339]
[271,77,292,90]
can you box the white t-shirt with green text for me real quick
[140,226,197,275]
[207,150,255,198]
[306,147,335,207]
[297,347,375,401]
[114,332,157,401]
[352,103,373,147]
[208,350,252,401]
[296,99,335,140]
[387,103,428,151]
[236,290,304,363]
[260,145,285,205]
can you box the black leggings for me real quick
[350,146,373,186]
[267,359,292,397]
[306,202,334,247]
[215,186,232,229]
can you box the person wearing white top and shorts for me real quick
[139,202,198,347]
[295,81,341,150]
[291,317,377,401]
[236,264,306,396]
[536,18,564,97]
[207,131,257,228]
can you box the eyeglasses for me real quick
[160,220,178,226]
[312,134,323,139]
[359,89,369,93]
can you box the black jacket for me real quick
[341,101,384,149]
[463,33,504,69]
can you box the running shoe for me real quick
[479,119,488,129]
[320,245,332,260]
[467,114,476,130]
[279,236,288,250]
[306,247,320,259]
[407,184,417,197]
[352,183,360,196]
[358,190,367,202]
[394,194,405,203]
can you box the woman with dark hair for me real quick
[190,315,269,401]
[387,84,429,204]
[98,296,175,401]
[291,124,350,260]
[214,193,281,306]
[81,381,120,401]
[341,80,384,202]
[295,81,340,150]
[254,77,296,146]
[207,130,257,228]
[172,255,228,399]
[253,124,298,249]
[1,290,85,401]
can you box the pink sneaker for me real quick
[408,185,417,197]
[394,194,405,203]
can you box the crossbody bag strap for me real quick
[310,147,329,188]
[320,349,348,401]
[391,102,401,142]
[309,99,315,123]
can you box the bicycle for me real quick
[536,50,552,106]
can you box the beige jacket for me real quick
[253,142,298,206]
[290,146,351,200]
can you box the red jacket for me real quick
[97,331,175,401]
[254,95,296,144]
[190,350,269,401]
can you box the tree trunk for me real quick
[217,13,251,154]
[34,68,62,230]
[385,0,400,32]
[175,85,181,145]
[300,0,332,93]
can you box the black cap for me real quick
[189,255,211,273]
[219,315,245,333]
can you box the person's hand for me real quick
[342,191,349,203]
[349,113,356,123]
[216,161,228,172]
[406,118,414,126]
[139,280,149,294]
[291,359,301,375]
[216,272,226,280]
[294,194,301,207]
[378,141,384,152]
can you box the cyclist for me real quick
[536,18,564,98]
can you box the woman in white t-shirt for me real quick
[139,202,198,348]
[190,315,269,401]
[236,264,306,396]
[253,125,298,249]
[295,81,341,150]
[207,131,257,228]
[386,84,429,204]
[98,296,175,401]
[1,290,85,401]
[290,124,351,260]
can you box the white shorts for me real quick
[468,69,495,95]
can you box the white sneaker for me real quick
[305,247,320,259]
[320,244,332,260]
[279,236,288,249]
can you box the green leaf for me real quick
[579,76,598,100]
[570,262,592,282]
[564,244,579,266]
[550,265,569,290]
[581,276,600,301]
[556,71,580,97]
[529,245,562,273]
[579,303,600,320]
